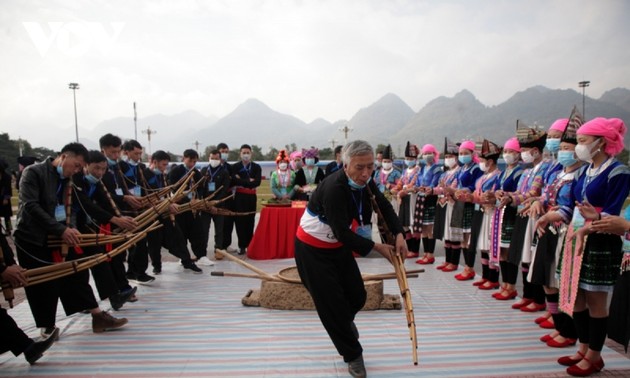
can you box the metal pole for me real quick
[578,80,590,119]
[133,102,138,140]
[69,83,80,142]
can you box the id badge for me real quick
[115,188,123,196]
[355,224,372,240]
[187,192,193,200]
[54,204,66,222]
[208,182,216,192]
[571,211,585,228]
[474,203,481,211]
[280,188,287,196]
[132,186,142,197]
[623,235,630,253]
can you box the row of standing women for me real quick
[373,113,630,377]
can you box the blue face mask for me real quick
[153,168,162,175]
[546,138,561,153]
[458,155,472,165]
[125,157,138,167]
[106,157,117,167]
[220,152,229,161]
[557,150,578,167]
[405,159,416,168]
[305,158,315,166]
[56,164,64,178]
[85,173,99,184]
[348,176,371,190]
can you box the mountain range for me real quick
[80,86,630,156]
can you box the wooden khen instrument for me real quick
[365,184,419,365]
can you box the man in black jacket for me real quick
[118,139,155,284]
[231,144,261,255]
[15,143,127,338]
[143,150,200,274]
[99,134,140,299]
[167,149,203,273]
[294,140,408,378]
[199,149,231,261]
[1,233,59,364]
[325,145,343,177]
[73,150,138,310]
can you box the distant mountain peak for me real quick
[234,98,272,114]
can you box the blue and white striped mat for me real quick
[1,257,628,377]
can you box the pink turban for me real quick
[459,140,479,163]
[549,118,569,133]
[290,151,302,160]
[578,117,627,156]
[421,144,440,161]
[503,137,521,153]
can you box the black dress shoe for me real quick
[110,286,138,311]
[24,327,59,364]
[238,248,246,255]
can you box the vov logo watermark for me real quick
[23,22,125,58]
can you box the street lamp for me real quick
[68,82,80,142]
[578,80,590,119]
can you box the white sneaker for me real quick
[226,246,238,253]
[197,256,215,266]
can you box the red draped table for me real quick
[247,206,306,260]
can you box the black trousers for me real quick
[148,218,194,266]
[176,211,207,259]
[221,197,235,249]
[294,239,365,362]
[234,192,257,249]
[127,239,149,276]
[199,211,225,252]
[84,245,118,300]
[15,238,99,328]
[0,307,32,356]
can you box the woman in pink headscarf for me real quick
[536,117,630,376]
[413,144,443,264]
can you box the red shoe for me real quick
[535,313,551,324]
[472,278,487,286]
[406,251,420,258]
[492,289,505,298]
[442,265,457,272]
[547,337,577,348]
[520,302,546,312]
[566,356,604,376]
[479,281,500,290]
[495,290,518,300]
[558,351,585,366]
[511,298,533,309]
[540,334,553,342]
[436,262,448,270]
[539,319,555,329]
[455,270,475,281]
[415,256,435,265]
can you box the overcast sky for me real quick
[1,0,629,150]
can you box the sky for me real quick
[1,0,630,151]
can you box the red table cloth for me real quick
[247,206,306,260]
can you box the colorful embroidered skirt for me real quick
[500,206,517,249]
[578,233,623,292]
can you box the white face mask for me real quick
[445,157,457,168]
[503,153,517,165]
[241,153,251,162]
[278,163,288,170]
[479,162,488,172]
[382,162,393,170]
[209,159,221,168]
[521,150,536,164]
[575,138,601,162]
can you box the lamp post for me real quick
[578,80,590,119]
[68,83,80,142]
[133,102,138,140]
[142,126,157,157]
